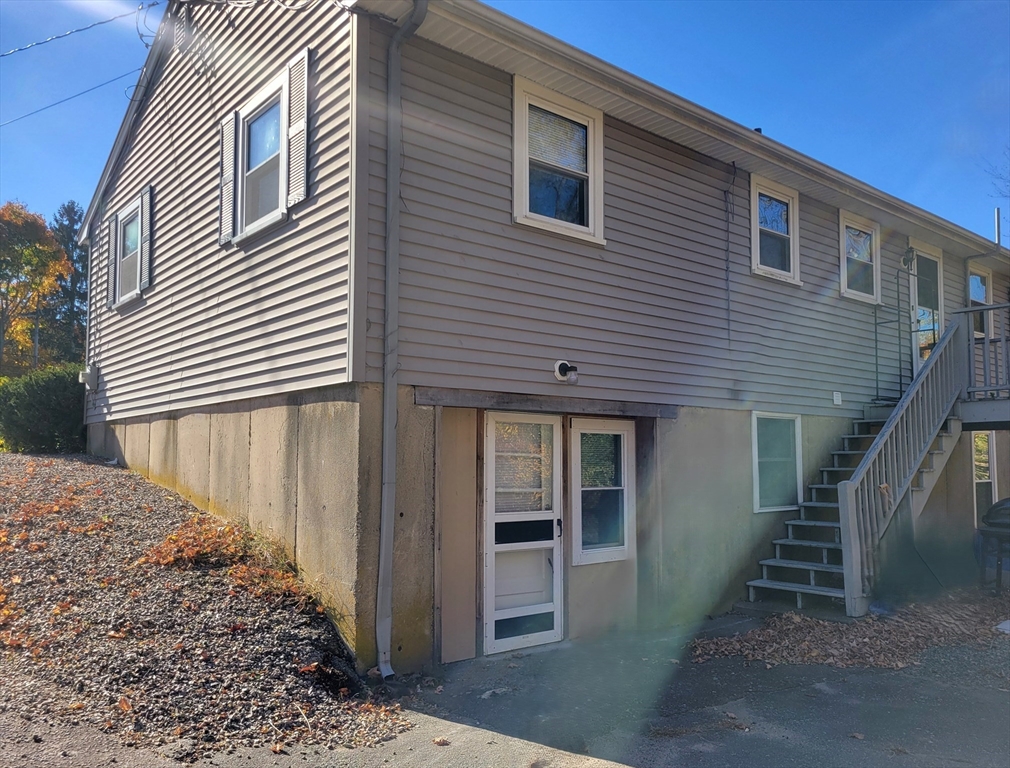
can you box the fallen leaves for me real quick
[432,737,451,746]
[692,591,1010,670]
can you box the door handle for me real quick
[556,518,563,536]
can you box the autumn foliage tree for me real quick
[0,202,71,375]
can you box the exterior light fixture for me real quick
[554,360,579,384]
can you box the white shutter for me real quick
[139,186,153,290]
[219,112,237,245]
[286,48,310,208]
[173,5,190,52]
[105,216,117,308]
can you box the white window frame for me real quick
[752,412,803,514]
[969,264,993,338]
[972,430,998,527]
[235,74,288,243]
[750,175,801,285]
[114,196,142,305]
[839,210,882,304]
[569,418,636,565]
[513,77,605,246]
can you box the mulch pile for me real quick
[692,592,1010,669]
[0,454,410,762]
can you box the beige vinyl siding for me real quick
[364,25,928,417]
[86,2,353,422]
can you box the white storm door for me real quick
[484,412,563,655]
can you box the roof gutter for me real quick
[376,0,428,680]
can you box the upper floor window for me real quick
[243,98,282,228]
[750,175,801,284]
[839,210,881,303]
[219,49,310,246]
[104,186,154,310]
[513,77,605,245]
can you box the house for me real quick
[78,0,1009,674]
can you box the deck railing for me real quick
[955,302,1010,401]
[837,316,968,616]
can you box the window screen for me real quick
[756,416,798,509]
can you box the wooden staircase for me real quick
[747,411,961,610]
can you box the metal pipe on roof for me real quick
[376,0,428,681]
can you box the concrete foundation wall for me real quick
[655,408,851,629]
[86,383,436,673]
[914,430,986,587]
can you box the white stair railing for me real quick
[956,302,1010,401]
[837,316,969,617]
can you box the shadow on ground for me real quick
[408,613,1010,768]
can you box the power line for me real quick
[0,69,142,128]
[1,3,161,58]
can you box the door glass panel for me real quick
[970,273,989,335]
[495,519,553,545]
[494,421,553,512]
[494,549,553,611]
[495,612,554,640]
[915,255,940,363]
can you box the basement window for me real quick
[570,418,636,565]
[973,431,997,527]
[752,413,802,513]
[513,77,605,245]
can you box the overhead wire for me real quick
[1,0,357,128]
[0,68,142,128]
[1,3,162,58]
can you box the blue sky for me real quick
[1,0,1008,244]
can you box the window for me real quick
[972,431,997,526]
[570,418,635,565]
[751,175,801,284]
[219,49,309,246]
[104,186,153,309]
[752,413,802,513]
[839,210,881,303]
[969,267,992,337]
[513,77,605,245]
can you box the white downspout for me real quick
[376,0,428,680]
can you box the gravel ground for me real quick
[0,454,410,763]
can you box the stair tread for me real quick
[747,579,845,598]
[808,484,840,490]
[773,538,843,549]
[760,558,844,573]
[787,519,840,528]
[832,450,867,455]
[801,501,839,508]
[821,466,856,471]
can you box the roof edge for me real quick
[421,0,1007,259]
[78,5,174,245]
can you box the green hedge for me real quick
[0,364,85,453]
